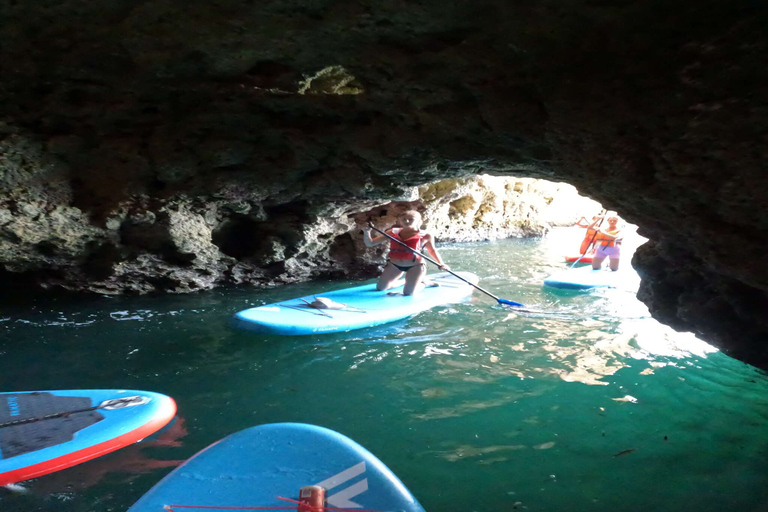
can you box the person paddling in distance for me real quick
[591,215,623,271]
[576,211,605,255]
[362,210,449,296]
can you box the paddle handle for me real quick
[366,223,521,306]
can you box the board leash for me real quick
[279,304,331,317]
[311,297,367,314]
[300,299,334,317]
[0,395,147,429]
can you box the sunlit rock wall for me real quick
[346,175,599,270]
[418,177,599,241]
[354,176,599,242]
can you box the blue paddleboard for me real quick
[128,423,426,512]
[543,265,640,291]
[234,271,478,335]
[0,389,176,485]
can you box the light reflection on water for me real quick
[1,228,767,512]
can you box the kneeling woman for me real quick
[362,211,449,295]
[592,215,623,271]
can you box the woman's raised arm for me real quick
[362,227,390,247]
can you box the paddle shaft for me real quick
[367,223,516,305]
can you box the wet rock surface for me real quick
[0,0,767,367]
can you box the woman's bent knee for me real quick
[377,280,395,291]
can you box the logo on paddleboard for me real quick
[314,461,368,508]
[6,396,20,416]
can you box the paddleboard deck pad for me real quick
[128,422,425,512]
[234,271,478,335]
[0,389,176,485]
[543,265,640,290]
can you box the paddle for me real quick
[0,395,148,429]
[571,210,607,268]
[366,223,525,308]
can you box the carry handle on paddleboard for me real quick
[366,223,524,308]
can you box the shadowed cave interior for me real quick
[0,0,766,370]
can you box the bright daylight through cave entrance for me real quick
[2,173,767,512]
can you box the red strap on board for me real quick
[164,498,385,512]
[164,506,295,511]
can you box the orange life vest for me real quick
[579,228,598,255]
[595,229,621,247]
[389,228,424,262]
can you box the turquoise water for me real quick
[2,229,768,512]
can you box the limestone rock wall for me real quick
[346,175,599,269]
[417,176,599,242]
[354,176,599,243]
[0,138,580,292]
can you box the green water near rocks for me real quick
[2,229,768,512]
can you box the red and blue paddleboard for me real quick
[128,423,426,512]
[0,389,176,485]
[564,254,594,264]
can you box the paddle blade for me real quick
[497,298,524,308]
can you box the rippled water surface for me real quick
[2,229,768,512]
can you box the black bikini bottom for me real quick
[388,260,424,273]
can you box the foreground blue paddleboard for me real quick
[0,389,176,485]
[543,265,640,291]
[128,423,426,512]
[234,271,478,335]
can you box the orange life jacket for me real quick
[579,228,598,255]
[595,229,621,247]
[389,228,424,262]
